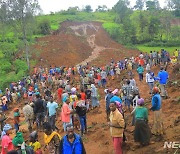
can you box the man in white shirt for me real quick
[146,71,155,94]
[47,96,58,130]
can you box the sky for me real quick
[38,0,166,14]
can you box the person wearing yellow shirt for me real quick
[171,56,177,66]
[29,131,42,153]
[109,101,125,154]
[43,122,61,154]
[174,49,178,58]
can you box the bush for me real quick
[14,59,28,74]
[145,40,180,47]
[0,59,12,74]
[38,20,51,35]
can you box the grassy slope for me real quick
[37,12,116,31]
[136,45,179,54]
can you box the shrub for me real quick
[0,59,12,73]
[14,59,28,74]
[38,20,51,35]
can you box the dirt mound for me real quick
[32,21,138,67]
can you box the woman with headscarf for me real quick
[109,101,125,154]
[150,87,164,137]
[90,84,100,109]
[110,89,122,104]
[1,124,14,154]
[12,132,34,153]
[134,98,151,146]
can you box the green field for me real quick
[136,45,180,54]
[37,12,116,31]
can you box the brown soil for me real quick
[4,21,180,154]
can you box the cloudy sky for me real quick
[38,0,166,14]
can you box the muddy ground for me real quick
[4,21,180,154]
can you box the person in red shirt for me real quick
[97,73,101,87]
[80,89,86,101]
[57,86,63,103]
[139,58,145,66]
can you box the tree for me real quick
[84,5,93,12]
[134,0,145,10]
[10,0,40,70]
[0,1,10,41]
[113,0,132,23]
[96,5,108,12]
[139,12,148,33]
[67,6,79,15]
[148,16,160,39]
[159,10,172,40]
[165,0,180,16]
[146,0,160,11]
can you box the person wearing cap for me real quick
[150,87,164,136]
[134,98,151,146]
[109,101,125,154]
[1,124,14,154]
[59,124,86,154]
[29,131,42,153]
[157,67,169,98]
[43,122,61,154]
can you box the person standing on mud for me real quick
[23,101,34,132]
[59,124,86,154]
[134,98,151,146]
[34,94,45,131]
[146,70,155,94]
[157,67,169,99]
[109,101,125,154]
[137,64,144,81]
[100,69,107,88]
[47,96,59,131]
[105,89,113,121]
[150,87,164,137]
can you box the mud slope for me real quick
[32,21,138,67]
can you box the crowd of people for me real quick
[0,48,179,154]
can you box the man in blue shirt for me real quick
[47,96,58,130]
[59,124,86,154]
[157,67,169,98]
